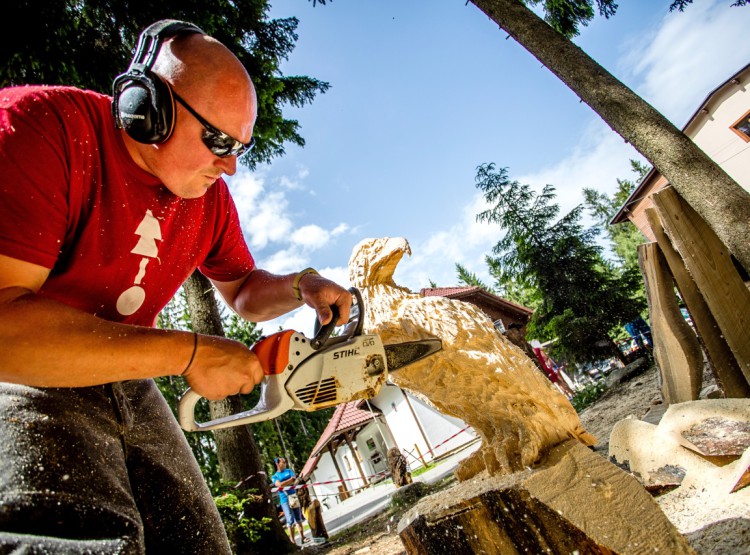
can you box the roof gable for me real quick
[299,401,377,478]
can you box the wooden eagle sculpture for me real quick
[349,237,596,480]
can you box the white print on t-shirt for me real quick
[116,209,162,316]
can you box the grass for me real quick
[571,380,607,412]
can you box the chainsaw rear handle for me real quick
[178,372,294,431]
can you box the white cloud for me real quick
[227,167,353,270]
[623,0,750,126]
[331,223,350,236]
[517,121,643,219]
[392,194,502,292]
[291,224,330,249]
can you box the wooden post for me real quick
[327,443,348,500]
[344,431,369,489]
[652,186,750,386]
[645,207,750,397]
[413,444,427,469]
[638,242,703,403]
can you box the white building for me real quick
[611,62,750,236]
[298,383,478,508]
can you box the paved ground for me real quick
[310,439,482,539]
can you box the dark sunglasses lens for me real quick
[202,130,253,157]
[202,130,234,157]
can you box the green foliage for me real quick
[583,160,649,272]
[583,160,650,318]
[213,482,272,549]
[474,163,645,364]
[570,380,607,412]
[1,0,330,170]
[669,0,747,11]
[525,0,618,38]
[456,263,492,291]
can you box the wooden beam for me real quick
[646,207,750,397]
[344,431,369,488]
[638,242,703,403]
[653,187,750,386]
[327,443,347,499]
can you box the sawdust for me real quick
[310,363,749,554]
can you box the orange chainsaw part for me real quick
[251,330,294,375]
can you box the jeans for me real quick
[0,380,231,554]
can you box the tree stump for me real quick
[398,440,696,554]
[388,447,413,487]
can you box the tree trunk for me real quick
[469,0,750,274]
[183,271,294,554]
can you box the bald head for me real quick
[153,32,257,142]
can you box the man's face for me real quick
[276,458,287,470]
[139,86,257,199]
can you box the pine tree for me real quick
[474,163,644,365]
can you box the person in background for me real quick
[272,457,308,544]
[0,19,350,553]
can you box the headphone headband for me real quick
[112,19,205,144]
[128,20,205,74]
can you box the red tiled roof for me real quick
[299,401,377,478]
[420,286,532,314]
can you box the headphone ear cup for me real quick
[114,74,175,144]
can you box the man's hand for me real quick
[213,268,353,327]
[296,272,352,327]
[181,334,264,401]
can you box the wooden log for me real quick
[638,242,704,403]
[398,440,696,554]
[645,207,750,398]
[652,186,750,386]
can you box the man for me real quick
[272,457,308,544]
[0,20,351,553]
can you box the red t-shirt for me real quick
[0,85,255,327]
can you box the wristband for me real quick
[292,267,318,301]
[182,332,198,375]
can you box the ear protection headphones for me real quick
[112,19,204,144]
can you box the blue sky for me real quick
[224,0,750,336]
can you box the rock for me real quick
[605,356,651,389]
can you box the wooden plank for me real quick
[646,207,750,397]
[653,187,750,386]
[638,242,704,403]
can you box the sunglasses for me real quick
[172,90,255,158]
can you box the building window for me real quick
[730,109,750,142]
[493,319,506,333]
[366,438,376,451]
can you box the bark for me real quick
[469,0,750,274]
[184,271,294,554]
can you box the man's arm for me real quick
[212,268,352,326]
[0,254,262,400]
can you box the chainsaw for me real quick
[178,287,442,432]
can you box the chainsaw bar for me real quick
[384,339,442,373]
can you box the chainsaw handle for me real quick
[178,372,294,431]
[177,330,298,432]
[311,287,364,350]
